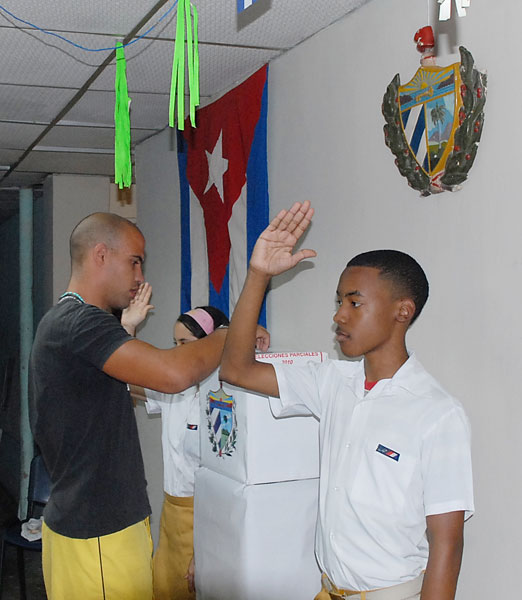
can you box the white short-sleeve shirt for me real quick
[270,354,474,591]
[144,386,200,497]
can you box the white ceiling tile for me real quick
[0,1,163,36]
[93,37,179,93]
[198,46,278,98]
[0,28,106,86]
[0,149,23,165]
[0,0,371,188]
[39,125,160,149]
[66,90,170,129]
[94,38,279,96]
[0,122,47,149]
[0,84,78,122]
[148,0,369,48]
[18,150,115,176]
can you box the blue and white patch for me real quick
[237,0,258,12]
[376,444,400,462]
[206,388,237,458]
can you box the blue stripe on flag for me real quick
[209,265,230,318]
[178,134,192,314]
[246,68,269,326]
[402,108,411,128]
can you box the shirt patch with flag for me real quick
[186,424,198,431]
[178,65,269,323]
[376,444,400,462]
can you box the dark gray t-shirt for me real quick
[30,297,151,538]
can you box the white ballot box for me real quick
[194,467,321,600]
[199,351,326,485]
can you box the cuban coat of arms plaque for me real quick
[206,386,237,458]
[382,26,486,195]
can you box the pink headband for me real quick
[186,308,214,335]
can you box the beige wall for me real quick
[48,174,110,300]
[265,3,505,597]
[135,129,180,546]
[135,0,516,595]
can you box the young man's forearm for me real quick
[220,268,278,397]
[421,548,462,599]
[421,512,464,600]
[223,268,270,365]
[222,201,315,397]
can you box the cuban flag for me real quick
[178,65,269,323]
[237,0,259,12]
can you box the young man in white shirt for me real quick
[220,201,473,600]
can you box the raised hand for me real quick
[121,282,154,335]
[250,201,316,277]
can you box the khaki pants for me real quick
[314,572,423,600]
[153,493,195,600]
[42,518,153,600]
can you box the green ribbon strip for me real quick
[114,42,132,189]
[169,0,200,130]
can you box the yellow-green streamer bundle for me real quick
[169,0,200,130]
[114,42,132,188]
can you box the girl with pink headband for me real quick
[143,305,228,600]
[177,306,228,339]
[122,301,229,599]
[122,291,267,599]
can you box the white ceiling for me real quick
[0,0,370,220]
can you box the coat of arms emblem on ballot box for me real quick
[206,386,237,457]
[382,26,486,195]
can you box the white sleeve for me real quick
[269,362,324,419]
[422,405,474,520]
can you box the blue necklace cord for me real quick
[59,292,86,304]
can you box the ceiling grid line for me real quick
[0,0,370,222]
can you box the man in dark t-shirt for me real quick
[30,212,239,600]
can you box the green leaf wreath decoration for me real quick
[382,74,431,194]
[440,47,487,188]
[382,46,486,195]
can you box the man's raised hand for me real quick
[121,282,154,335]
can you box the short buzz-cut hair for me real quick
[69,212,141,267]
[346,249,429,324]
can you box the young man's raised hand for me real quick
[250,201,316,277]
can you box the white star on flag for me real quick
[204,130,228,202]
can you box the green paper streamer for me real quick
[189,4,199,126]
[169,0,200,130]
[114,42,132,189]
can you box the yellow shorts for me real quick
[153,493,195,600]
[42,518,153,600]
